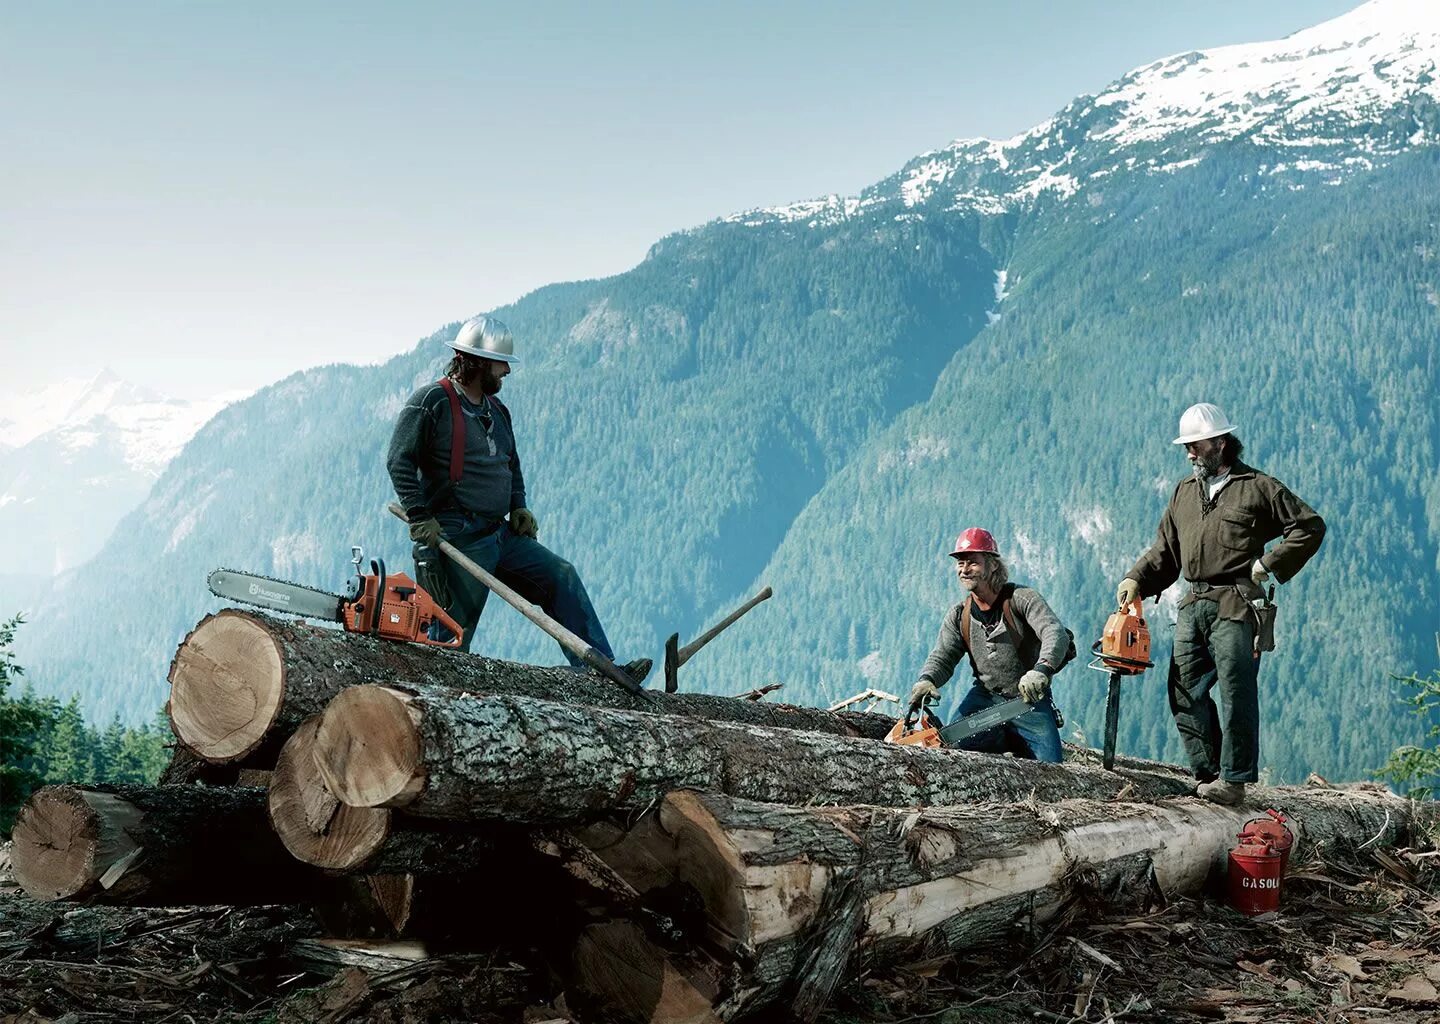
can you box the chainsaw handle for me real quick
[419,602,465,649]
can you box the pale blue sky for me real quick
[2,1,1357,397]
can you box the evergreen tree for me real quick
[0,616,50,835]
[40,696,95,784]
[1376,639,1440,799]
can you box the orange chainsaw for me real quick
[207,546,463,648]
[1090,598,1153,770]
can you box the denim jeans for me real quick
[427,512,614,665]
[1167,599,1261,783]
[950,683,1063,763]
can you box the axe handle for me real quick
[387,503,647,699]
[677,585,773,666]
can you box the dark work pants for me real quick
[1167,599,1261,783]
[430,513,614,665]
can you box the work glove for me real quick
[1116,578,1140,610]
[409,516,444,548]
[1018,669,1050,704]
[412,543,451,610]
[1250,558,1270,586]
[510,507,539,539]
[908,680,940,710]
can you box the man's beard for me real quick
[480,370,503,395]
[1191,450,1224,481]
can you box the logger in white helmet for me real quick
[386,315,651,682]
[1116,402,1324,805]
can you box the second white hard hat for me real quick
[452,315,518,364]
[1172,402,1238,445]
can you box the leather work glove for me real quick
[1116,578,1140,610]
[908,680,940,710]
[1018,669,1050,704]
[510,507,539,539]
[409,516,444,548]
[1250,558,1271,586]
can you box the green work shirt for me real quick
[1126,461,1325,620]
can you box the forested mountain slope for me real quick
[699,148,1440,782]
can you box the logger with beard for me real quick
[1117,403,1324,805]
[387,315,650,682]
[907,528,1071,763]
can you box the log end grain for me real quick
[11,787,143,901]
[168,610,286,763]
[269,716,392,871]
[313,685,426,809]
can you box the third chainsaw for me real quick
[1089,597,1154,770]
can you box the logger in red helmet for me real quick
[907,528,1073,762]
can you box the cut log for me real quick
[267,714,495,874]
[168,609,893,765]
[312,686,1196,823]
[574,784,1434,1021]
[9,784,311,904]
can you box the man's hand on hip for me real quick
[908,680,940,709]
[510,508,539,538]
[1250,559,1270,586]
[1018,670,1050,704]
[1116,578,1140,610]
[409,517,444,548]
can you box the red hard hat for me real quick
[950,527,998,558]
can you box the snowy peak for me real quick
[730,0,1440,227]
[0,370,245,475]
[1092,0,1440,149]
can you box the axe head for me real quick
[664,633,680,693]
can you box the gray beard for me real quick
[1191,453,1223,482]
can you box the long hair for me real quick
[1220,433,1245,465]
[445,352,483,388]
[981,553,1010,591]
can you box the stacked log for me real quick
[12,608,1434,1024]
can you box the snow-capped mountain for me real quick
[732,0,1440,225]
[0,370,245,578]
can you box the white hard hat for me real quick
[1172,402,1238,445]
[452,315,518,364]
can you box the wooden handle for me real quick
[677,585,773,666]
[387,503,646,698]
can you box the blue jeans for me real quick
[427,512,614,665]
[950,684,1063,763]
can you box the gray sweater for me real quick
[919,586,1068,697]
[386,381,527,522]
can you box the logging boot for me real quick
[622,657,653,685]
[1197,779,1246,806]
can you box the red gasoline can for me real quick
[1240,809,1294,878]
[1227,836,1282,915]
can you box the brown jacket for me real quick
[1126,462,1325,620]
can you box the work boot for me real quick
[622,657,653,685]
[1197,779,1247,806]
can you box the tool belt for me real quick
[1186,579,1277,655]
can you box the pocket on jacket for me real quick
[1217,511,1255,551]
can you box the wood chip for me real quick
[1386,973,1439,1003]
[1324,953,1370,980]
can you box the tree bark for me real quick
[267,714,497,874]
[312,685,1197,823]
[573,784,1432,1021]
[9,784,312,905]
[167,609,893,765]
